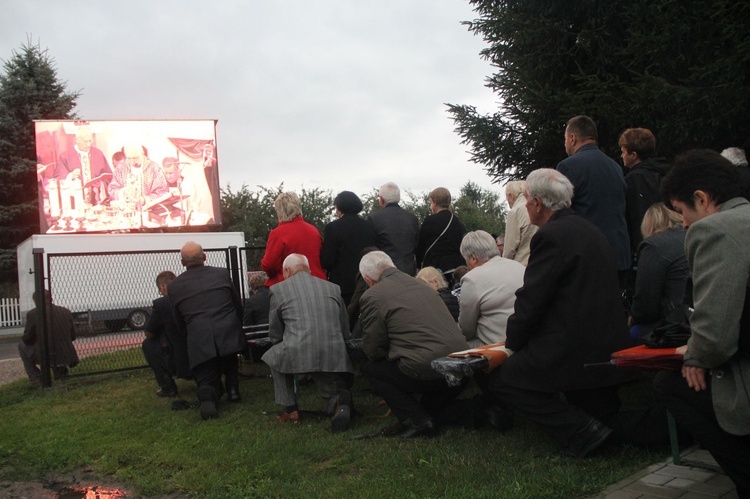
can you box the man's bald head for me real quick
[76,126,94,152]
[282,253,310,279]
[123,144,145,168]
[180,241,205,267]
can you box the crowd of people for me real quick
[19,114,750,496]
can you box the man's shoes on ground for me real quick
[563,418,612,458]
[197,387,219,421]
[398,417,439,438]
[482,405,514,433]
[379,421,409,436]
[156,387,178,398]
[275,410,301,423]
[331,391,352,433]
[227,386,241,403]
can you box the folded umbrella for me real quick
[585,345,684,371]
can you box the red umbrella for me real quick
[585,345,684,371]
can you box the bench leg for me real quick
[668,411,681,465]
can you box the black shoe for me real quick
[227,386,241,403]
[399,418,439,438]
[482,406,514,433]
[156,387,178,398]
[331,391,352,433]
[198,387,219,420]
[563,418,612,458]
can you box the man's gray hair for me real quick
[379,182,401,205]
[720,147,748,167]
[359,251,395,282]
[526,168,574,211]
[460,230,500,262]
[283,253,309,271]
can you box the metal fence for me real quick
[32,245,263,384]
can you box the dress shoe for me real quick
[563,418,612,458]
[398,418,439,438]
[227,386,241,403]
[156,387,178,398]
[330,391,352,433]
[379,421,409,436]
[275,410,301,423]
[197,387,219,421]
[482,406,514,432]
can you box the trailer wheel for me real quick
[127,309,150,330]
[104,320,127,332]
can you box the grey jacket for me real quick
[360,267,468,379]
[262,272,353,374]
[684,197,750,435]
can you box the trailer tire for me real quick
[127,310,150,330]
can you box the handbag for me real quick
[643,302,692,349]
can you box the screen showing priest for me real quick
[34,120,222,233]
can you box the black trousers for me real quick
[142,337,176,391]
[192,354,240,402]
[654,370,750,497]
[486,368,610,446]
[363,360,467,424]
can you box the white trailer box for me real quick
[17,232,246,330]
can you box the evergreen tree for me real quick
[448,0,750,181]
[0,40,79,285]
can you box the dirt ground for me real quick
[0,468,133,498]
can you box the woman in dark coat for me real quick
[321,191,377,306]
[628,203,690,342]
[416,266,460,321]
[416,187,466,272]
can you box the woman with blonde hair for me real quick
[503,180,537,265]
[261,191,326,286]
[416,266,459,321]
[628,202,689,341]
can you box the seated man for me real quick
[142,271,191,397]
[486,168,632,458]
[18,289,79,384]
[243,272,270,327]
[458,230,525,347]
[359,251,469,438]
[261,254,354,432]
[655,150,750,496]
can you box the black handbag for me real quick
[643,302,692,349]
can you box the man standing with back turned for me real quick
[367,182,420,276]
[557,116,631,285]
[169,242,246,420]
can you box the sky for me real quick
[2,1,502,201]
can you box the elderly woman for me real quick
[503,180,537,265]
[458,230,525,347]
[415,187,467,272]
[321,191,377,306]
[628,203,689,340]
[416,266,459,321]
[261,191,326,286]
[243,272,270,326]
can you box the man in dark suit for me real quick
[261,254,354,432]
[169,242,246,420]
[486,168,633,458]
[359,251,469,438]
[142,271,190,397]
[55,125,112,205]
[367,182,420,276]
[557,116,631,281]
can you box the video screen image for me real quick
[34,119,222,233]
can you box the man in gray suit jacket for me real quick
[367,182,420,276]
[169,242,246,420]
[262,254,354,432]
[655,150,750,496]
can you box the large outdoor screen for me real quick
[34,119,222,234]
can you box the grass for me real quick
[0,353,668,498]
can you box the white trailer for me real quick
[17,232,246,331]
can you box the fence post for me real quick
[33,248,52,388]
[228,246,241,297]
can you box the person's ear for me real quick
[693,190,712,212]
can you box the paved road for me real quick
[0,329,143,361]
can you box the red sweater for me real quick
[261,216,326,286]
